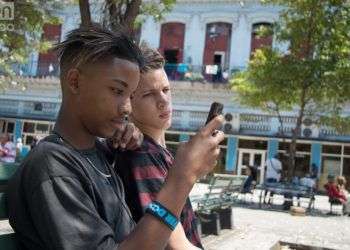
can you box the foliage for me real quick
[231,0,350,178]
[0,0,64,88]
[100,0,176,33]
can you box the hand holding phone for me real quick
[205,102,224,125]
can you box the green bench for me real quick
[196,174,247,212]
[0,163,19,250]
[0,193,17,250]
[194,174,247,235]
[0,163,19,192]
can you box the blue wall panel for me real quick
[226,137,238,172]
[14,120,23,143]
[311,143,322,174]
[267,139,279,159]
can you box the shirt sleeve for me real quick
[29,176,119,250]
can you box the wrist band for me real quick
[145,201,179,231]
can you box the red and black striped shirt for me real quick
[116,135,203,248]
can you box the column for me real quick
[225,136,238,172]
[179,134,190,142]
[267,139,279,160]
[183,14,206,66]
[311,143,322,175]
[14,120,23,143]
[230,14,252,71]
[140,17,161,49]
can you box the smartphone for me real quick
[205,102,224,125]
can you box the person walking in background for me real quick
[263,154,282,204]
[0,133,16,163]
[336,176,350,215]
[116,45,203,249]
[242,165,258,193]
[265,154,282,183]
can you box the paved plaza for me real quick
[201,207,350,250]
[1,184,349,250]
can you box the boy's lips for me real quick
[159,111,171,119]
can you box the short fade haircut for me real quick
[139,43,165,74]
[55,24,144,79]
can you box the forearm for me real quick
[119,177,195,250]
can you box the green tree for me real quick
[231,0,350,180]
[0,0,63,88]
[78,0,176,34]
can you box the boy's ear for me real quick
[66,68,80,94]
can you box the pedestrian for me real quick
[242,165,258,193]
[336,176,350,215]
[0,133,16,163]
[7,25,224,250]
[264,154,282,204]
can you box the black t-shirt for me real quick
[7,134,135,250]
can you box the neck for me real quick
[139,125,166,147]
[54,104,96,150]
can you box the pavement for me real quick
[192,184,350,250]
[1,183,349,250]
[201,207,350,250]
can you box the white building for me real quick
[1,0,350,190]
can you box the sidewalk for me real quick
[191,183,350,250]
[201,207,350,250]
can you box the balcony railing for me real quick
[164,63,231,83]
[13,60,60,77]
[170,109,350,140]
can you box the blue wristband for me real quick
[145,201,179,231]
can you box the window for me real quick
[296,143,311,152]
[239,139,267,150]
[322,145,342,154]
[342,157,350,189]
[250,23,273,56]
[36,123,49,133]
[279,142,290,151]
[23,122,35,133]
[6,122,14,133]
[344,146,350,155]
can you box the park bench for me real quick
[0,163,19,192]
[0,193,17,250]
[0,163,19,250]
[256,183,315,211]
[194,174,247,235]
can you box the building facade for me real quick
[1,0,349,190]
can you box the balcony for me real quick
[164,63,231,84]
[13,60,60,78]
[170,110,350,141]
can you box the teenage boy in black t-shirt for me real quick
[7,25,224,250]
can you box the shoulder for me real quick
[11,139,89,194]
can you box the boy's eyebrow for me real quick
[111,78,128,88]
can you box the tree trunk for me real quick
[79,0,92,27]
[122,0,142,34]
[287,87,307,181]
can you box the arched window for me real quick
[159,22,185,64]
[203,22,232,82]
[37,23,62,76]
[250,22,273,56]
